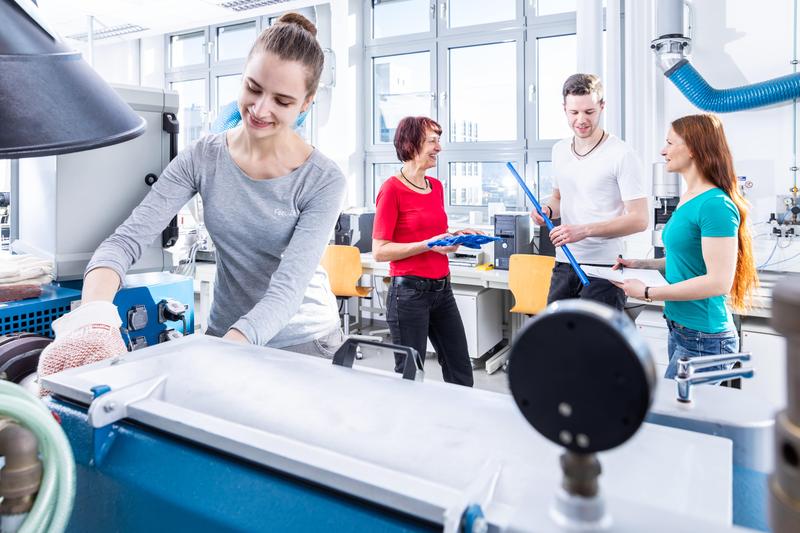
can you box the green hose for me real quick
[0,381,75,533]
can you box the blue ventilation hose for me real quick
[666,59,800,113]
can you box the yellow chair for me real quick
[508,254,556,316]
[320,245,372,335]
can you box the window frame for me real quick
[365,42,438,154]
[437,29,526,152]
[436,0,525,38]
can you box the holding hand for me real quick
[612,257,644,271]
[452,228,485,236]
[611,278,647,299]
[530,208,548,226]
[426,233,459,255]
[37,301,127,397]
[548,224,589,247]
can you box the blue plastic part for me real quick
[211,100,311,133]
[0,284,81,337]
[114,272,195,347]
[427,235,501,249]
[667,60,800,113]
[89,384,117,466]
[505,163,590,286]
[460,503,485,533]
[48,397,438,533]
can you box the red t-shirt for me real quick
[373,176,450,279]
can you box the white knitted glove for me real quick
[37,301,126,396]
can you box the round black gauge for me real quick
[508,300,655,453]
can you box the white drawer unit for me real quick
[634,307,670,378]
[426,284,503,359]
[741,317,786,409]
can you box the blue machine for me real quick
[0,284,81,337]
[113,272,194,349]
[40,335,742,533]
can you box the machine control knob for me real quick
[144,173,158,186]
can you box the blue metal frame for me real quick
[49,397,438,533]
[0,284,81,337]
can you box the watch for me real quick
[644,286,652,303]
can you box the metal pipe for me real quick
[0,421,42,516]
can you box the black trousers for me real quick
[386,280,474,387]
[547,261,626,310]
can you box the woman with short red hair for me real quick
[372,116,474,386]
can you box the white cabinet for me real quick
[426,285,503,359]
[634,308,670,378]
[741,318,786,408]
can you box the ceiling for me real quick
[33,0,316,43]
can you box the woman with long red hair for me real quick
[614,113,757,377]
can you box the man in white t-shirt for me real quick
[532,74,648,310]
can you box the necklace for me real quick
[400,167,429,191]
[572,130,606,158]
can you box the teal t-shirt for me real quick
[662,188,740,333]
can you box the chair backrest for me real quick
[508,254,556,315]
[320,245,364,297]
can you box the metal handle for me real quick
[332,338,424,381]
[676,352,751,376]
[675,367,755,403]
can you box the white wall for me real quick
[628,0,800,272]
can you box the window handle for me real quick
[430,0,436,19]
[439,1,447,21]
[528,84,536,103]
[439,91,447,108]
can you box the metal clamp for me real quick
[88,376,167,428]
[674,353,754,403]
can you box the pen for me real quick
[618,254,623,273]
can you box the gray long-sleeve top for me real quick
[86,132,346,347]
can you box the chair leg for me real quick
[342,298,350,336]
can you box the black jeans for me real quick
[386,278,474,387]
[547,262,626,310]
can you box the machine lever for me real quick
[676,352,751,375]
[332,338,423,381]
[675,367,755,403]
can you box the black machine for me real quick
[334,210,375,253]
[493,213,532,270]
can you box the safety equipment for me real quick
[37,301,126,396]
[210,100,312,133]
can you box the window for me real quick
[372,0,431,40]
[447,0,516,29]
[169,31,206,70]
[216,22,257,62]
[373,51,432,144]
[169,79,207,151]
[365,3,613,221]
[448,41,518,143]
[536,34,577,140]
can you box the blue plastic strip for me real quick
[505,163,590,286]
[667,60,800,113]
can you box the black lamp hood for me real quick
[0,0,146,158]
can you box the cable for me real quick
[759,249,800,269]
[757,239,780,269]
